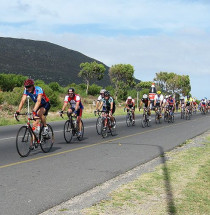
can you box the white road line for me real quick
[0,120,128,141]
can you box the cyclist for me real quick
[167,95,175,114]
[99,91,115,128]
[180,96,185,113]
[184,95,193,114]
[96,89,106,111]
[200,98,207,113]
[139,94,151,121]
[154,91,164,118]
[60,88,84,136]
[16,79,50,137]
[192,97,197,113]
[125,96,135,123]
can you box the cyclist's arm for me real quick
[75,101,80,112]
[61,102,68,112]
[33,94,42,112]
[98,101,103,110]
[110,102,113,112]
[17,94,27,112]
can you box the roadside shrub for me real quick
[88,84,102,96]
[49,82,62,92]
[4,87,23,106]
[0,92,3,104]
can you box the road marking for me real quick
[0,120,129,141]
[0,117,202,169]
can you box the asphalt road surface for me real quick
[0,112,210,215]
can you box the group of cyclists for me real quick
[15,78,209,144]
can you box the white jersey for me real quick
[154,94,164,103]
[97,95,103,102]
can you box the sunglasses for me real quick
[25,85,33,89]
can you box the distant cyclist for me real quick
[125,96,135,123]
[99,91,115,128]
[60,88,84,137]
[139,94,151,121]
[167,95,175,114]
[16,79,50,136]
[95,89,106,111]
[154,91,164,118]
[184,95,193,114]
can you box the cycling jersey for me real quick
[185,98,193,106]
[97,95,104,102]
[141,98,150,108]
[154,94,163,103]
[167,98,175,106]
[102,97,115,113]
[24,86,49,105]
[126,99,135,108]
[64,94,84,109]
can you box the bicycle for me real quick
[15,112,54,157]
[124,108,135,127]
[155,106,162,124]
[180,106,185,119]
[61,112,84,143]
[200,105,207,115]
[164,107,169,122]
[101,111,116,138]
[185,107,192,120]
[168,107,174,123]
[140,108,151,128]
[94,110,102,135]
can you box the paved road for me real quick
[0,112,210,215]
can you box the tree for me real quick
[136,81,152,91]
[109,64,135,100]
[154,72,191,96]
[78,61,105,95]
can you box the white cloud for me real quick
[0,0,210,99]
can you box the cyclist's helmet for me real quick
[143,94,148,99]
[68,88,75,94]
[24,79,34,87]
[104,91,110,97]
[127,96,132,100]
[165,95,169,99]
[100,89,106,94]
[157,91,161,95]
[187,95,190,99]
[169,95,172,98]
[180,96,184,100]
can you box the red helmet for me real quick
[24,79,34,87]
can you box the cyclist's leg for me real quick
[77,109,82,132]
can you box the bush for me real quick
[49,82,62,92]
[0,92,3,104]
[88,84,102,96]
[4,87,23,106]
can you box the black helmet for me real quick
[68,88,75,93]
[187,95,190,99]
[104,91,110,97]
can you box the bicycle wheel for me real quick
[110,118,117,136]
[96,116,102,135]
[141,115,146,128]
[101,118,107,138]
[40,124,54,153]
[171,115,175,123]
[126,113,131,127]
[16,126,32,157]
[147,118,151,127]
[155,113,159,124]
[164,113,168,122]
[77,120,84,141]
[64,120,73,143]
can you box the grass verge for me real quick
[82,134,210,215]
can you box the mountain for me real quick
[0,37,111,87]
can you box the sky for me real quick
[0,0,210,99]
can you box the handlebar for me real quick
[14,112,40,122]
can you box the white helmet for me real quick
[127,96,132,100]
[165,95,169,99]
[143,94,148,99]
[100,89,106,94]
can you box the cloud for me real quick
[0,0,210,99]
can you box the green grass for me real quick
[83,135,210,215]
